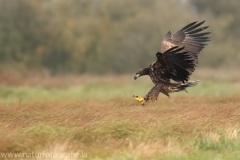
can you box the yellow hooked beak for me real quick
[132,95,145,105]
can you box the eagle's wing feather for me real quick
[160,21,210,74]
[155,46,195,83]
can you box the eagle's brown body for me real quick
[134,21,210,103]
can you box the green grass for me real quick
[0,80,239,102]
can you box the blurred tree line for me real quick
[0,0,239,75]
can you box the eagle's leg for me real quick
[133,83,174,105]
[160,89,170,97]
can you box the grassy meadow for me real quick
[0,69,240,160]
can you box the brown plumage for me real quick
[134,21,210,104]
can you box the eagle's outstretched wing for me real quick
[160,21,210,73]
[153,46,195,83]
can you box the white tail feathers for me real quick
[176,80,199,92]
[183,80,199,87]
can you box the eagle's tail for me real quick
[178,80,199,92]
[170,80,199,92]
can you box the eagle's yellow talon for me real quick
[133,95,145,105]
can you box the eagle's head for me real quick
[134,67,150,80]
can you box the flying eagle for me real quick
[133,21,210,105]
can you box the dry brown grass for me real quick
[0,95,240,159]
[1,95,239,132]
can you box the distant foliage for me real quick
[0,0,239,74]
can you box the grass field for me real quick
[0,69,240,160]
